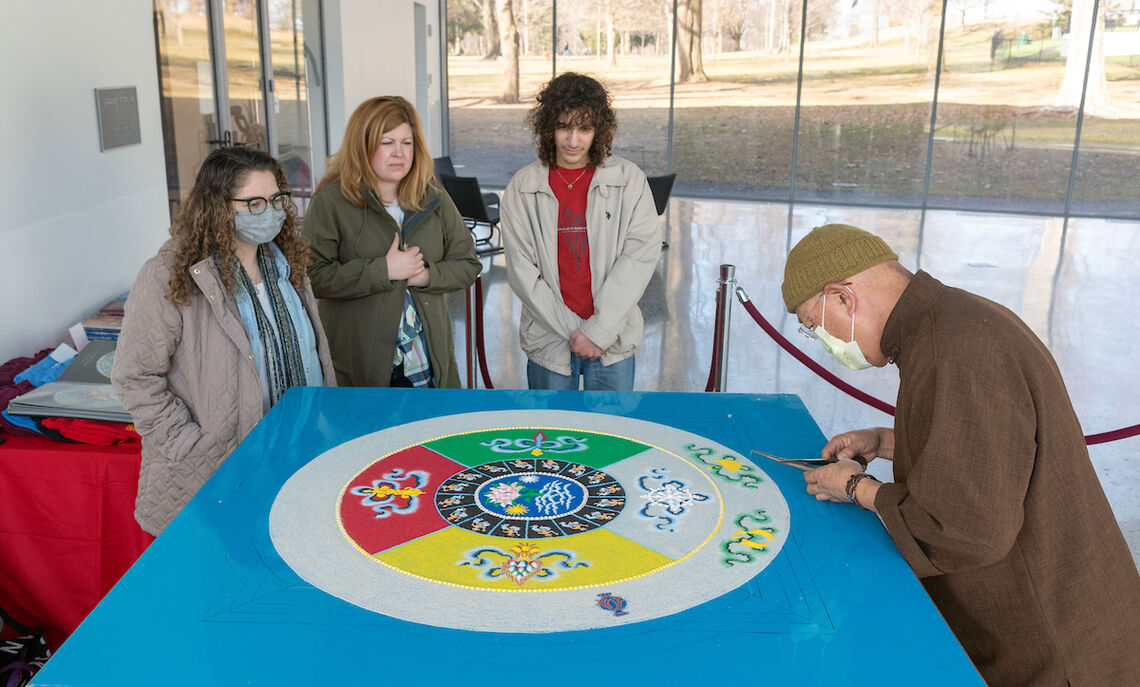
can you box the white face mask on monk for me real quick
[812,286,872,371]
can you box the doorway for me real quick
[153,0,324,218]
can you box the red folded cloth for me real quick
[38,418,140,446]
[1,349,54,436]
[0,349,53,387]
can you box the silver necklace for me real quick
[554,166,589,189]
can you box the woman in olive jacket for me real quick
[304,96,480,387]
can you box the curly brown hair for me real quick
[528,73,617,168]
[167,147,310,306]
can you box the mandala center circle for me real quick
[475,473,587,520]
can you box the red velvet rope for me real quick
[1085,425,1140,445]
[738,295,896,415]
[464,288,474,389]
[736,291,1139,445]
[473,275,495,389]
[705,291,725,393]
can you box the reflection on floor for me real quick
[447,196,1140,567]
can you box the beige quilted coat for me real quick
[111,240,336,535]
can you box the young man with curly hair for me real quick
[500,73,661,390]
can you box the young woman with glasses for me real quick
[112,146,336,535]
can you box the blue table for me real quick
[33,389,981,686]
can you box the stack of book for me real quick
[81,294,127,341]
[6,340,132,423]
[6,382,133,423]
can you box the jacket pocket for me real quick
[519,313,566,355]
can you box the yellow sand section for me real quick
[374,527,673,591]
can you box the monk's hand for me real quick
[821,428,882,464]
[804,459,865,503]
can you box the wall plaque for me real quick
[95,86,141,151]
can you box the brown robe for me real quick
[874,271,1140,686]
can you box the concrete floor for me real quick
[447,195,1140,568]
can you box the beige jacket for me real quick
[500,156,661,375]
[111,240,336,535]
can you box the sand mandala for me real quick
[269,410,790,632]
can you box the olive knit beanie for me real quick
[781,224,898,313]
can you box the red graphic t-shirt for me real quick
[549,166,596,320]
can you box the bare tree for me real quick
[447,0,483,54]
[780,0,795,57]
[483,0,501,59]
[711,0,750,53]
[676,0,709,82]
[921,0,943,73]
[767,0,776,53]
[511,0,554,57]
[951,0,976,28]
[765,0,807,57]
[1054,0,1109,112]
[896,0,942,70]
[611,0,661,57]
[496,0,520,103]
[605,0,617,67]
[596,6,602,57]
[871,0,881,47]
[711,0,721,58]
[158,0,185,45]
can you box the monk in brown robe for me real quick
[781,224,1140,686]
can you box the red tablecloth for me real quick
[0,434,152,648]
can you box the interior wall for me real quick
[0,0,442,364]
[0,0,170,364]
[322,0,444,156]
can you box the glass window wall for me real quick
[1071,4,1140,219]
[444,0,1139,221]
[928,1,1077,215]
[794,0,933,206]
[670,0,799,200]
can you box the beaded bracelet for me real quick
[845,472,880,508]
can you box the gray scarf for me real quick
[230,245,307,406]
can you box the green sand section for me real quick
[374,526,673,591]
[424,427,651,469]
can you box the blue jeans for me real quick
[527,355,635,391]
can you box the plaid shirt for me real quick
[393,291,431,386]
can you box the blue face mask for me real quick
[233,206,286,245]
[813,286,872,371]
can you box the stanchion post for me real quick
[714,264,736,392]
[465,280,479,389]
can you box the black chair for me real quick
[646,173,676,216]
[646,173,676,247]
[433,155,456,176]
[434,156,499,210]
[439,172,502,257]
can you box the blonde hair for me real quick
[317,96,435,211]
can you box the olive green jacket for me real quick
[303,181,480,387]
